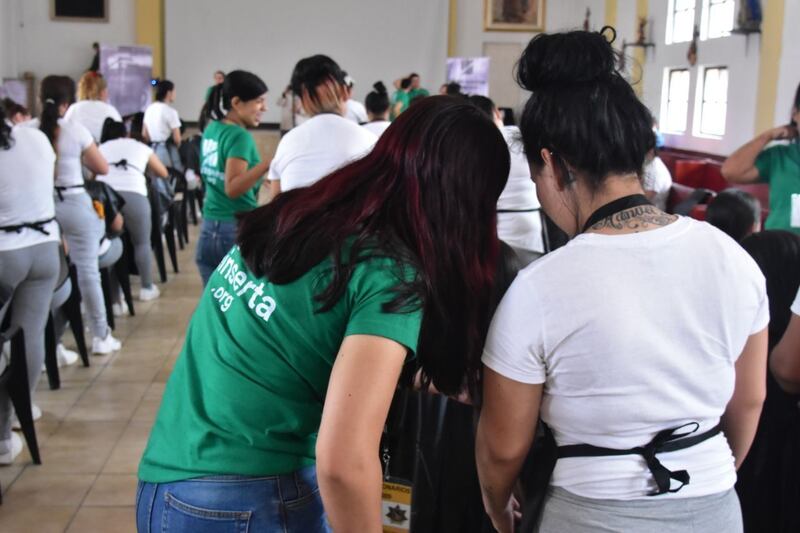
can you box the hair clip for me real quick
[44,98,56,105]
[598,26,617,44]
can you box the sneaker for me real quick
[57,344,79,367]
[112,302,127,317]
[0,433,23,465]
[11,404,42,430]
[92,332,122,355]
[139,285,160,302]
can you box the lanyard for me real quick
[581,194,652,234]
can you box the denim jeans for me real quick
[136,467,331,533]
[195,219,238,287]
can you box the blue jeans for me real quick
[136,467,331,532]
[195,219,238,287]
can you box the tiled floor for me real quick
[0,225,203,532]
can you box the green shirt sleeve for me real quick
[344,260,422,354]
[755,145,776,183]
[227,128,261,168]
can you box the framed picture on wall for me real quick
[51,0,108,22]
[484,0,546,32]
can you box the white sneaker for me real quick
[57,344,79,367]
[92,332,122,355]
[0,433,23,465]
[139,285,160,302]
[112,302,127,317]
[11,403,42,430]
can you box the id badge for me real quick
[791,194,800,228]
[382,477,413,532]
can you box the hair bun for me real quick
[373,81,387,94]
[516,30,617,92]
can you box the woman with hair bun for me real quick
[195,70,270,286]
[476,29,768,532]
[362,81,391,137]
[143,79,183,170]
[64,71,123,143]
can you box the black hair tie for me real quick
[598,25,617,44]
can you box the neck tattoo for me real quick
[589,206,677,232]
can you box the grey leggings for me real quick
[0,241,59,442]
[118,191,154,289]
[55,192,109,339]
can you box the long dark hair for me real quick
[706,189,761,242]
[365,81,390,115]
[39,75,76,147]
[237,96,510,394]
[0,106,12,150]
[100,118,127,143]
[516,28,654,188]
[741,231,800,350]
[155,79,175,102]
[201,70,267,128]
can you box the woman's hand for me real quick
[766,124,798,142]
[488,495,521,533]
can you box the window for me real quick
[701,0,735,39]
[662,69,691,133]
[667,0,696,44]
[697,67,729,137]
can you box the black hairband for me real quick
[598,26,617,44]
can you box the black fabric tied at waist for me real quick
[55,184,85,201]
[111,159,144,174]
[0,216,56,236]
[557,422,722,496]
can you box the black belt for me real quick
[55,185,85,201]
[111,159,144,174]
[497,208,541,213]
[0,216,56,236]
[558,422,722,496]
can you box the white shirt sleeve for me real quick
[166,107,182,130]
[110,105,123,122]
[74,121,94,151]
[267,133,292,182]
[792,287,800,317]
[481,274,547,384]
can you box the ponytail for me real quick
[201,83,225,127]
[0,106,13,150]
[39,98,61,147]
[39,75,76,148]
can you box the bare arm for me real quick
[110,213,124,234]
[147,153,169,178]
[770,314,800,394]
[316,335,407,533]
[721,327,768,469]
[82,143,109,176]
[269,179,281,199]
[224,157,270,199]
[171,127,182,147]
[476,368,542,533]
[722,125,796,183]
[141,124,151,144]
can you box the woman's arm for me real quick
[722,126,797,183]
[224,157,270,199]
[147,153,169,178]
[142,123,151,144]
[110,212,124,234]
[721,327,768,468]
[770,314,800,394]
[476,367,542,533]
[82,143,109,176]
[316,334,407,533]
[269,180,281,199]
[171,127,182,148]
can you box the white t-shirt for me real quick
[643,156,673,212]
[483,217,768,500]
[362,120,391,138]
[791,287,800,316]
[64,100,123,143]
[268,114,377,192]
[97,138,154,197]
[496,126,543,253]
[0,126,59,251]
[345,99,368,124]
[24,118,94,190]
[143,101,181,143]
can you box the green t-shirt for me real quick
[756,143,800,233]
[391,90,410,120]
[200,120,262,222]
[408,88,429,100]
[138,245,422,482]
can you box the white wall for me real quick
[165,0,448,124]
[774,0,800,126]
[0,0,134,82]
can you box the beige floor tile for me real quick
[0,464,25,494]
[95,362,163,383]
[102,422,152,475]
[66,506,137,533]
[4,469,94,506]
[0,504,77,533]
[83,474,138,506]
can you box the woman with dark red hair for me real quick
[136,96,510,532]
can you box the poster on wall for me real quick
[446,57,490,97]
[0,79,31,108]
[100,44,153,117]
